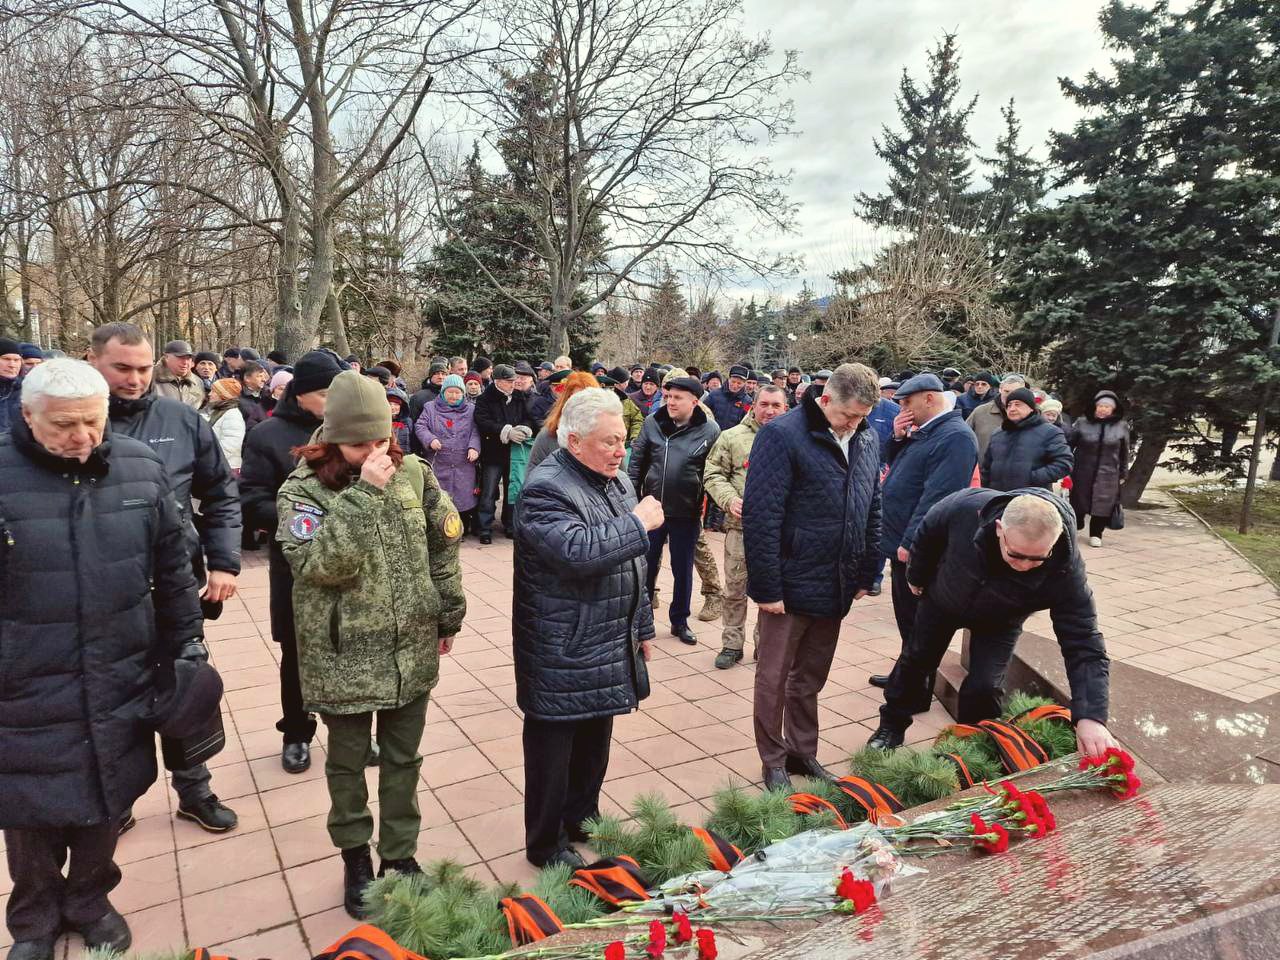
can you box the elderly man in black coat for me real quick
[867,488,1117,760]
[0,360,203,960]
[513,388,662,869]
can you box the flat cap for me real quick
[893,372,946,400]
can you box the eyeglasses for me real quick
[1004,546,1053,563]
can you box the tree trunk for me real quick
[14,221,34,342]
[274,203,310,357]
[1120,429,1170,507]
[325,289,351,356]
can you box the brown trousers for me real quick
[752,611,841,768]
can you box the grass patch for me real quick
[1170,482,1280,586]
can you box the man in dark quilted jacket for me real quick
[742,363,883,792]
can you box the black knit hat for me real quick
[664,376,704,398]
[222,347,241,359]
[607,366,631,386]
[473,357,493,373]
[194,351,220,366]
[267,350,288,364]
[0,337,21,357]
[292,349,346,395]
[1005,387,1037,410]
[641,368,662,386]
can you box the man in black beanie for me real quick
[239,349,347,773]
[0,337,24,436]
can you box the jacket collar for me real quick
[655,403,707,436]
[799,386,870,448]
[911,408,964,437]
[1002,411,1044,432]
[272,390,322,428]
[108,390,156,421]
[10,414,112,478]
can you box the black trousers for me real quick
[523,715,613,864]
[1073,508,1108,539]
[889,558,919,645]
[269,553,317,744]
[478,460,513,536]
[880,599,1023,731]
[645,516,700,630]
[4,824,121,942]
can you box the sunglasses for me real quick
[998,527,1054,563]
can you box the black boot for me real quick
[282,741,311,774]
[866,726,905,751]
[785,755,835,781]
[75,909,131,953]
[342,845,376,920]
[762,766,792,791]
[6,940,56,960]
[378,857,423,877]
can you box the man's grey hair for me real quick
[1002,494,1064,542]
[21,358,109,411]
[822,362,880,407]
[1000,372,1027,386]
[557,387,623,448]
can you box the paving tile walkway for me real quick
[1,490,1276,958]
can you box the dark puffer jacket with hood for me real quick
[742,387,883,619]
[905,486,1110,724]
[512,448,655,722]
[980,410,1073,492]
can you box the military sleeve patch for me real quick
[290,513,321,540]
[293,502,324,516]
[443,512,463,540]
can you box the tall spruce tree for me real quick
[856,33,979,227]
[1002,0,1280,505]
[979,99,1046,266]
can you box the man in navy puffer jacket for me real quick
[743,363,882,791]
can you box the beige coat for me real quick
[153,362,207,410]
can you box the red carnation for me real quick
[974,821,1010,854]
[673,910,693,944]
[695,929,718,960]
[1026,791,1056,833]
[1112,771,1142,800]
[604,942,626,960]
[1103,747,1136,773]
[647,919,667,958]
[835,868,876,913]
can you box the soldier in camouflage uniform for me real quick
[702,385,790,669]
[277,371,465,920]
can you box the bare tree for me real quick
[446,0,803,355]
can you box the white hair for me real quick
[557,388,623,448]
[1000,372,1027,386]
[1003,494,1064,542]
[21,358,109,411]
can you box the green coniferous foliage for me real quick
[978,99,1047,267]
[1001,0,1280,503]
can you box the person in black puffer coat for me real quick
[513,388,658,869]
[868,488,1116,760]
[742,364,883,789]
[1069,390,1132,546]
[0,360,202,957]
[980,387,1073,492]
[238,350,345,774]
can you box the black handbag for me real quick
[1107,502,1125,531]
[633,642,651,702]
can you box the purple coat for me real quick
[415,395,481,512]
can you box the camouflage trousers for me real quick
[721,528,759,653]
[694,530,722,598]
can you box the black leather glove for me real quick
[177,639,209,662]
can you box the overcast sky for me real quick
[727,0,1117,303]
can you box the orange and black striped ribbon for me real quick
[191,951,233,960]
[789,792,849,829]
[568,856,651,906]
[934,723,985,741]
[1011,704,1072,726]
[939,752,976,789]
[690,826,744,872]
[833,776,905,825]
[500,895,565,946]
[313,925,430,960]
[977,719,1049,772]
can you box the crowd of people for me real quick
[0,329,1132,959]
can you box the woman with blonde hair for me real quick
[525,370,600,472]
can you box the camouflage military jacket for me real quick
[277,454,465,714]
[702,413,760,530]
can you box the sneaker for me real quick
[378,857,423,877]
[176,794,238,833]
[75,909,131,953]
[1089,536,1102,548]
[714,648,744,670]
[342,845,376,919]
[696,595,723,622]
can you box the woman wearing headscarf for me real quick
[277,370,465,919]
[1068,389,1131,547]
[526,370,600,473]
[414,373,481,536]
[207,378,247,471]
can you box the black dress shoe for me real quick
[866,725,905,751]
[785,755,835,781]
[530,846,586,869]
[7,938,57,960]
[176,794,238,833]
[868,674,889,688]
[479,533,493,545]
[342,844,376,919]
[762,766,792,791]
[672,625,697,645]
[76,909,131,953]
[282,741,311,774]
[117,810,136,836]
[565,821,592,844]
[378,857,423,877]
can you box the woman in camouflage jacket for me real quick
[276,370,465,918]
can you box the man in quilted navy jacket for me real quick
[742,363,883,791]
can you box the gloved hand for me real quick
[177,639,210,663]
[500,424,514,443]
[511,425,533,443]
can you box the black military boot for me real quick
[342,844,376,919]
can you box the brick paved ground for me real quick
[2,491,1277,958]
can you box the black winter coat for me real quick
[628,405,720,519]
[473,382,534,464]
[239,390,322,645]
[742,388,883,619]
[980,411,1073,492]
[512,449,655,721]
[1069,393,1130,517]
[238,391,269,433]
[906,487,1110,724]
[529,382,556,430]
[109,391,242,575]
[0,375,19,435]
[704,385,751,432]
[0,421,203,828]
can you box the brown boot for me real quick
[696,595,723,622]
